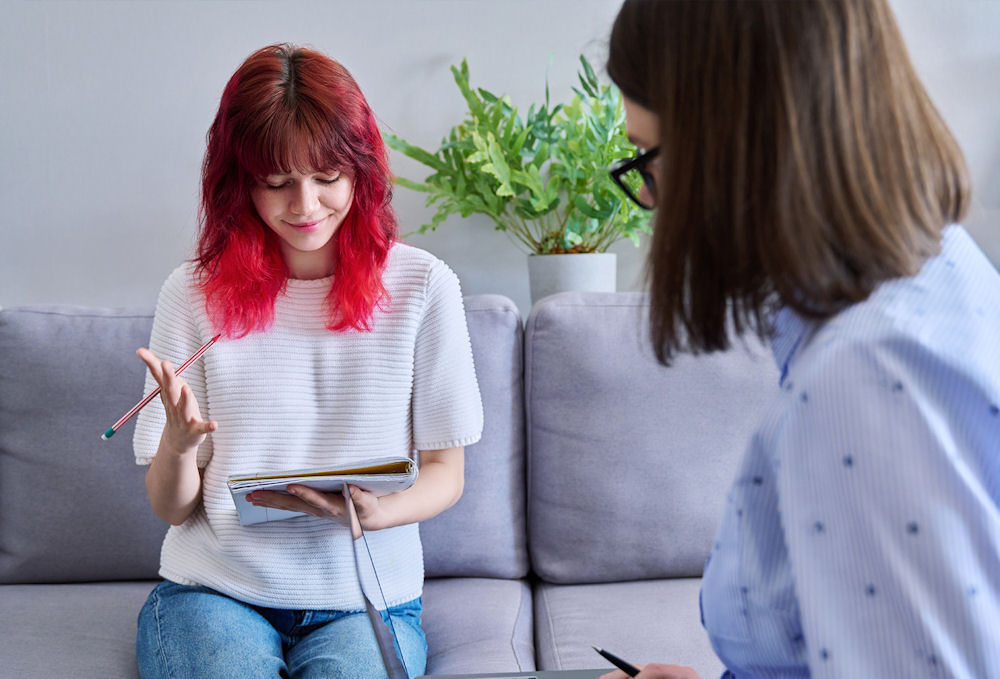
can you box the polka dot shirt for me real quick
[699,226,1000,678]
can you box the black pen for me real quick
[592,645,640,677]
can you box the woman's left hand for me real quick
[247,484,382,537]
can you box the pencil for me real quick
[592,645,640,677]
[101,334,222,440]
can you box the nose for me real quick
[288,182,320,216]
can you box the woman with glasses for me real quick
[601,1,1000,678]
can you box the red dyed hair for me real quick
[196,44,397,337]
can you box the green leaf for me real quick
[573,195,606,220]
[530,142,550,168]
[394,176,433,193]
[450,60,485,121]
[384,133,450,173]
[580,54,600,93]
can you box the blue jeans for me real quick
[137,580,427,679]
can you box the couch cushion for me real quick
[533,579,723,679]
[0,581,157,678]
[421,294,528,579]
[0,306,165,583]
[525,292,779,583]
[0,577,533,679]
[422,576,535,676]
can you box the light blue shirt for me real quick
[700,226,1000,678]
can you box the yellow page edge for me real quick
[229,460,413,484]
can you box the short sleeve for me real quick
[133,265,214,468]
[410,260,484,451]
[773,339,1000,677]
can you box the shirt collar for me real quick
[770,306,813,387]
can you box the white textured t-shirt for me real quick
[133,243,483,610]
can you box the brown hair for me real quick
[608,0,970,364]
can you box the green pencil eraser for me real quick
[101,428,115,440]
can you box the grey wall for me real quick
[2,0,998,317]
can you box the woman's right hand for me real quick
[137,347,217,454]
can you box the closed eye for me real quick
[261,172,341,190]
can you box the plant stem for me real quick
[502,212,538,252]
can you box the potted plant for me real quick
[384,55,651,304]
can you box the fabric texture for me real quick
[533,578,723,679]
[525,292,778,583]
[421,577,535,675]
[701,226,1000,678]
[132,243,484,611]
[0,581,158,678]
[0,306,165,583]
[420,294,528,579]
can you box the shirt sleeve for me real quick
[772,338,1000,678]
[133,265,214,468]
[410,259,484,451]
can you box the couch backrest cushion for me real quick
[0,306,165,583]
[421,294,528,579]
[0,296,527,584]
[525,292,779,584]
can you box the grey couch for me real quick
[0,292,778,678]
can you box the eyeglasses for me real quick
[609,146,658,210]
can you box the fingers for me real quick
[244,485,370,538]
[176,384,212,429]
[159,359,183,405]
[136,348,163,384]
[343,485,364,539]
[137,348,183,405]
[138,347,215,453]
[346,484,378,513]
[247,490,320,517]
[249,485,348,522]
[637,664,699,679]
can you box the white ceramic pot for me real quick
[526,252,617,305]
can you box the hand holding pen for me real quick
[133,345,218,454]
[101,334,220,442]
[593,646,701,679]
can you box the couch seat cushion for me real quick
[422,577,534,676]
[1,578,533,678]
[533,578,723,679]
[0,581,157,678]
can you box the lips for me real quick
[286,218,324,232]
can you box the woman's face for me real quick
[250,169,355,279]
[623,96,661,208]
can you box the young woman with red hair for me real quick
[131,44,483,678]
